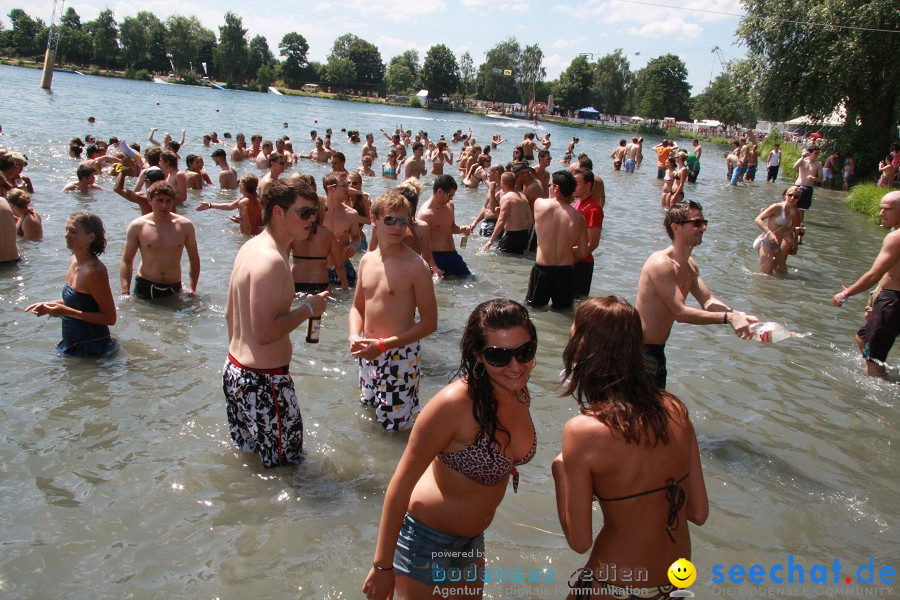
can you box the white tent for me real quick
[416,89,429,99]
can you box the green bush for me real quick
[845,183,886,221]
[409,96,422,108]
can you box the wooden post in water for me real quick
[40,48,56,90]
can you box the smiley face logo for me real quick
[668,558,696,588]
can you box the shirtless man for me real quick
[308,138,331,163]
[540,132,551,150]
[223,179,328,467]
[832,191,900,378]
[322,171,362,287]
[0,195,19,265]
[349,191,437,431]
[211,149,238,190]
[514,163,544,209]
[470,165,504,238]
[534,150,552,193]
[526,170,588,310]
[361,133,378,162]
[692,139,702,161]
[521,133,537,161]
[258,152,286,199]
[256,140,274,169]
[114,165,165,214]
[159,151,188,204]
[185,154,212,189]
[793,147,823,220]
[62,165,103,193]
[416,175,472,278]
[611,140,627,171]
[636,200,757,388]
[330,152,347,173]
[247,134,263,159]
[483,172,533,255]
[624,137,639,173]
[403,143,428,180]
[120,181,200,300]
[231,133,248,162]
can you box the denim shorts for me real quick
[393,513,485,586]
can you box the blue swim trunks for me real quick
[433,250,471,278]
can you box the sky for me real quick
[2,0,748,93]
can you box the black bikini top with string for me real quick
[596,472,689,543]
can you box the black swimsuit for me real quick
[597,472,689,543]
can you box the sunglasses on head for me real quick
[678,218,708,227]
[289,206,317,220]
[382,215,410,227]
[482,340,537,368]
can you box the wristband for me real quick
[373,562,393,571]
[841,290,849,300]
[378,338,387,353]
[724,310,732,325]
[302,298,314,317]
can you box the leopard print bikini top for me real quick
[437,424,537,493]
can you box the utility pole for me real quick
[40,0,66,90]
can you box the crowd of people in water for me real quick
[1,118,898,599]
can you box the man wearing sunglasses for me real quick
[637,200,757,388]
[831,191,900,379]
[224,180,328,467]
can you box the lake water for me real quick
[0,65,896,599]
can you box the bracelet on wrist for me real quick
[373,562,393,571]
[302,299,314,316]
[378,338,388,353]
[724,310,732,325]
[841,290,849,300]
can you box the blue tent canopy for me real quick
[578,106,600,120]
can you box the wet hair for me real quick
[85,144,101,158]
[412,142,424,152]
[322,171,346,190]
[168,141,181,153]
[563,296,675,446]
[664,200,703,239]
[69,145,83,158]
[433,174,458,194]
[457,299,537,453]
[186,154,200,168]
[332,151,346,165]
[620,139,627,146]
[7,188,31,209]
[147,181,176,200]
[551,170,577,197]
[573,167,594,188]
[538,149,550,159]
[76,165,96,181]
[268,151,285,167]
[241,173,259,195]
[262,179,317,224]
[372,190,412,220]
[70,211,107,257]
[160,151,178,167]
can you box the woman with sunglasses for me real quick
[553,296,708,598]
[754,185,802,274]
[289,176,348,292]
[363,299,538,600]
[382,151,400,180]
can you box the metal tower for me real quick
[40,0,66,90]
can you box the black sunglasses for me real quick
[482,340,537,368]
[289,206,317,220]
[678,218,708,227]
[383,215,410,227]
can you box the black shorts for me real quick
[857,290,900,363]
[133,275,181,300]
[295,282,328,294]
[573,261,594,297]
[526,263,574,310]
[797,185,813,211]
[644,344,667,389]
[497,229,529,254]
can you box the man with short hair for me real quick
[534,149,552,193]
[417,175,472,278]
[483,171,533,254]
[624,137,639,173]
[159,151,188,204]
[526,170,588,310]
[330,151,347,173]
[63,165,103,192]
[793,147,823,220]
[636,200,757,388]
[231,133,248,162]
[572,168,604,297]
[611,140,626,171]
[308,138,331,163]
[653,140,677,179]
[259,152,286,199]
[211,149,238,189]
[322,171,362,286]
[223,179,328,467]
[115,166,165,214]
[120,181,200,299]
[361,133,378,162]
[256,140,274,169]
[831,191,900,378]
[248,134,263,159]
[766,144,782,182]
[185,154,212,189]
[403,143,428,179]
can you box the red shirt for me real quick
[574,196,603,263]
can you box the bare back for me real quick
[533,196,586,266]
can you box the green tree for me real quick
[279,32,310,87]
[4,9,46,58]
[553,55,594,112]
[120,11,167,71]
[215,12,249,83]
[458,51,476,100]
[630,54,691,119]
[60,7,81,30]
[421,44,458,97]
[324,57,356,91]
[248,35,274,77]
[738,0,900,176]
[58,8,91,66]
[593,49,633,115]
[384,57,418,94]
[166,16,216,75]
[517,44,545,106]
[690,60,758,127]
[328,33,384,92]
[476,38,521,103]
[255,62,277,90]
[86,9,119,70]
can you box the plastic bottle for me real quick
[750,322,802,343]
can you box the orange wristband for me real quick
[378,338,387,353]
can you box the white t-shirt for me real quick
[767,150,781,167]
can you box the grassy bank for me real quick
[845,183,886,221]
[759,132,801,181]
